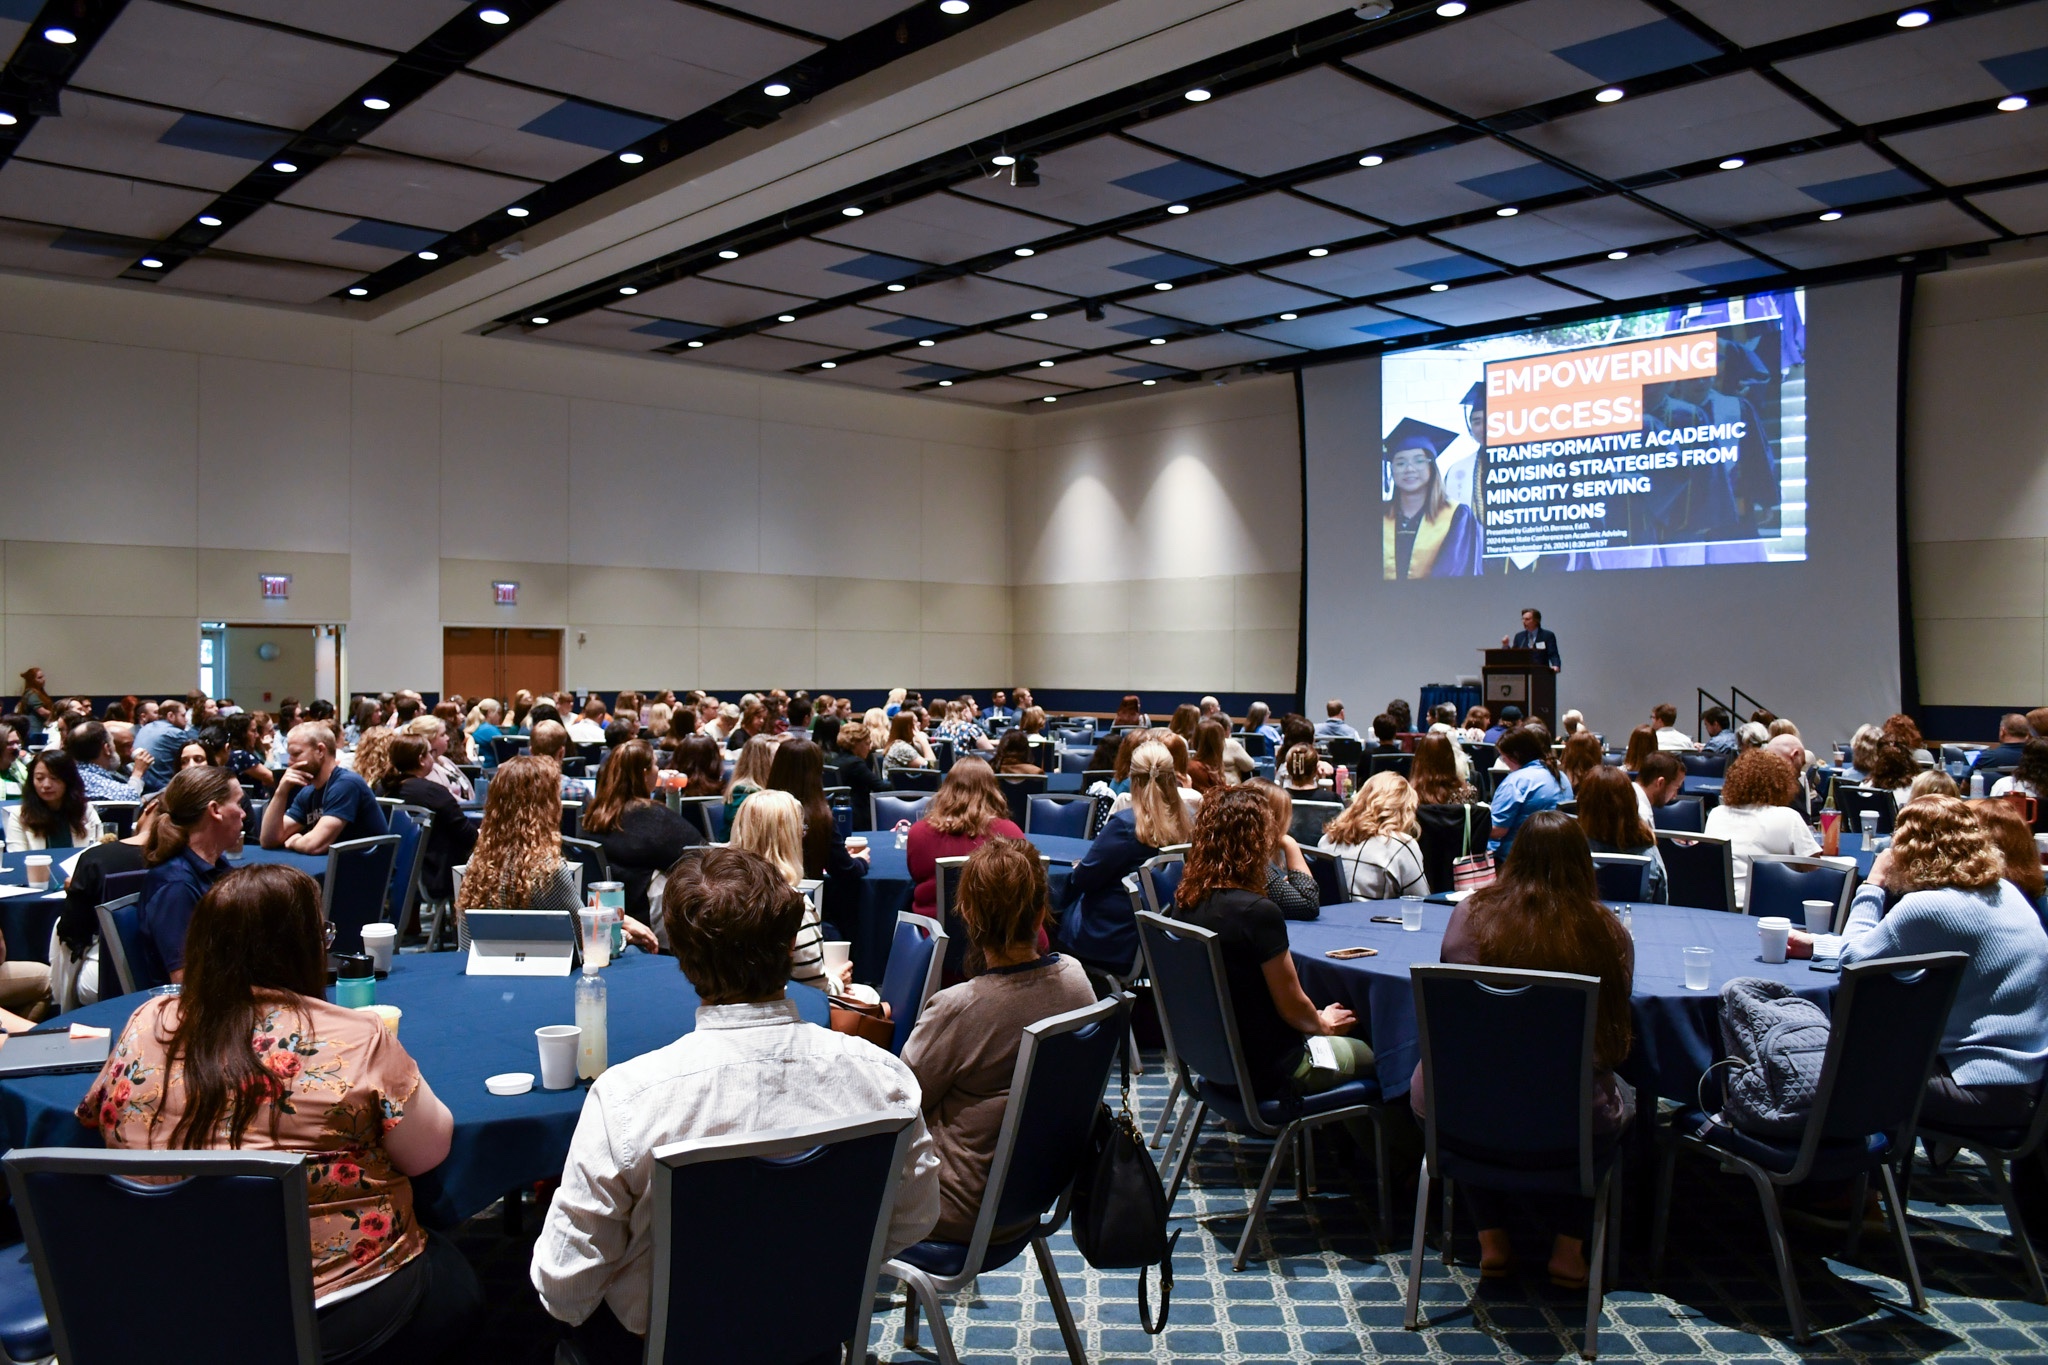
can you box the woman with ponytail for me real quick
[1057,741,1192,973]
[135,765,246,988]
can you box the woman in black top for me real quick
[377,735,476,904]
[581,739,701,926]
[59,796,156,1003]
[223,712,274,793]
[1173,786,1368,1105]
[767,738,870,883]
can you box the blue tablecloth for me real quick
[0,951,832,1227]
[0,856,68,965]
[1290,900,1838,1105]
[227,847,333,877]
[843,832,1092,982]
[1681,776,1724,796]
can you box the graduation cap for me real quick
[1384,417,1459,460]
[1461,380,1485,409]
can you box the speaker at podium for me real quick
[1481,647,1554,728]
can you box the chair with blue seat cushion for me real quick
[870,793,932,833]
[1655,831,1735,913]
[886,996,1126,1365]
[1026,793,1093,840]
[1590,852,1652,903]
[560,836,611,890]
[931,738,955,773]
[1651,798,1703,833]
[488,735,526,766]
[674,794,725,842]
[1288,800,1343,846]
[1135,852,1186,918]
[1681,752,1728,778]
[1300,847,1351,905]
[1057,748,1093,775]
[1747,854,1855,929]
[1327,737,1364,771]
[1138,911,1393,1265]
[876,911,947,1055]
[1912,1079,2048,1301]
[997,774,1048,829]
[1843,785,1896,835]
[886,767,940,794]
[94,894,145,997]
[1651,951,1967,1343]
[383,806,429,934]
[935,853,1053,982]
[5,1148,319,1364]
[1369,752,1414,779]
[1237,731,1269,758]
[1402,964,1624,1359]
[321,835,400,958]
[0,1243,47,1364]
[648,1112,919,1365]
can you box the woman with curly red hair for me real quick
[1704,749,1818,910]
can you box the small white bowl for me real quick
[485,1072,534,1096]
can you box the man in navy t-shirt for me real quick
[259,721,387,854]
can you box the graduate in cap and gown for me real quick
[1384,417,1482,580]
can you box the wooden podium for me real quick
[1481,648,1556,730]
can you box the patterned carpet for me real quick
[457,1053,2048,1364]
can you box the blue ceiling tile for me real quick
[1552,19,1721,84]
[825,253,925,282]
[1109,315,1182,337]
[1108,252,1211,282]
[157,112,288,161]
[1456,162,1587,203]
[334,219,444,253]
[904,363,973,380]
[869,315,952,338]
[630,318,714,339]
[0,0,44,18]
[1357,317,1439,337]
[519,99,667,153]
[1981,47,2048,94]
[1111,363,1185,379]
[50,229,144,257]
[1396,254,1496,283]
[1799,168,1926,207]
[1679,259,1781,285]
[1110,161,1242,202]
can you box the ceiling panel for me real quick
[523,308,675,352]
[1737,199,1998,268]
[189,0,468,50]
[0,10,30,70]
[1128,65,1448,176]
[912,331,1069,371]
[953,134,1241,225]
[17,91,285,193]
[1139,274,1338,325]
[1546,240,1783,298]
[468,0,821,123]
[361,75,659,182]
[1242,302,1437,349]
[1775,7,2048,125]
[1265,235,1500,297]
[993,303,1180,349]
[814,355,928,389]
[1115,332,1300,370]
[72,2,391,129]
[1346,0,1686,118]
[715,0,912,41]
[159,252,362,302]
[1122,192,1376,264]
[1434,194,1682,265]
[276,146,539,230]
[1018,352,1188,389]
[989,234,1210,296]
[1389,275,1597,325]
[681,333,839,373]
[0,218,146,280]
[1297,138,1588,224]
[1516,73,1837,181]
[612,276,812,326]
[1884,105,2048,187]
[766,305,933,351]
[868,274,1068,325]
[704,236,925,297]
[945,376,1074,404]
[816,191,1065,263]
[210,203,416,271]
[0,159,214,237]
[1672,0,1903,47]
[1969,182,2048,235]
[1639,143,1920,227]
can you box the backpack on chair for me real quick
[1708,977,1831,1136]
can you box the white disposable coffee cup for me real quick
[360,922,397,973]
[822,941,852,976]
[1757,916,1792,964]
[536,1025,581,1090]
[23,854,50,888]
[1801,899,1834,935]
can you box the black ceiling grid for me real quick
[0,0,130,163]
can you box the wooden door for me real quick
[442,627,561,700]
[501,628,561,699]
[442,628,500,701]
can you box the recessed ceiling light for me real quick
[531,316,549,324]
[991,154,1016,167]
[1279,312,1297,320]
[1038,359,1055,367]
[940,0,970,11]
[886,283,907,292]
[1607,250,1629,260]
[139,257,163,269]
[1999,95,2030,112]
[1435,1,1465,15]
[686,340,704,348]
[820,361,837,368]
[1142,378,1157,385]
[777,314,796,322]
[1149,337,1166,345]
[1165,204,1191,215]
[917,338,936,346]
[506,206,529,217]
[1428,282,1450,291]
[42,27,76,43]
[1818,210,1843,221]
[938,379,953,386]
[618,286,638,295]
[0,113,14,126]
[363,97,391,111]
[717,249,739,259]
[1307,247,1329,257]
[197,215,222,227]
[841,206,864,217]
[618,152,644,164]
[348,287,369,296]
[1153,281,1173,290]
[763,82,792,97]
[1013,247,1034,256]
[417,250,438,260]
[478,8,510,23]
[1496,206,1519,217]
[1042,395,1057,402]
[1184,89,1211,102]
[1358,154,1384,167]
[1029,311,1048,319]
[1895,9,1930,26]
[1595,87,1625,103]
[271,160,297,173]
[1719,157,1746,170]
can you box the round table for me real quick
[0,855,69,966]
[841,831,1092,982]
[0,951,832,1228]
[1290,899,1838,1105]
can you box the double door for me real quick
[443,627,561,701]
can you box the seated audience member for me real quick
[455,757,586,946]
[1559,732,1602,797]
[1018,705,1047,740]
[1558,709,1586,738]
[1082,733,1123,780]
[1861,736,1919,793]
[1910,769,1960,802]
[993,729,1043,776]
[134,700,196,793]
[1279,712,1317,760]
[1766,733,1814,814]
[1174,787,1369,1104]
[1245,700,1279,747]
[904,839,1097,1242]
[1634,751,1685,829]
[567,699,608,745]
[727,791,844,995]
[1249,780,1319,920]
[222,712,274,793]
[1483,706,1520,746]
[1113,694,1149,729]
[1168,704,1201,750]
[137,767,245,988]
[1620,724,1656,774]
[434,702,473,765]
[1316,701,1360,741]
[1704,749,1818,909]
[468,698,505,755]
[1576,766,1668,903]
[1790,795,2048,1129]
[1387,699,1414,734]
[603,718,637,755]
[1699,706,1738,757]
[1975,713,2034,772]
[57,796,155,1005]
[722,733,777,829]
[260,722,387,855]
[1884,712,1935,766]
[669,733,726,800]
[885,712,932,770]
[1426,811,1634,1286]
[767,737,869,885]
[176,728,226,772]
[1370,714,1399,753]
[1652,703,1695,752]
[528,720,594,801]
[1110,733,1203,818]
[1319,770,1429,900]
[0,720,26,798]
[6,751,101,850]
[728,701,771,753]
[403,715,474,800]
[1188,720,1229,794]
[377,735,476,910]
[1991,740,2048,801]
[1410,734,1475,806]
[1844,723,1881,781]
[81,864,477,1360]
[531,848,939,1351]
[1279,742,1328,796]
[1460,707,1491,744]
[1489,726,1565,858]
[834,724,883,833]
[906,759,1022,919]
[1735,721,1771,751]
[1059,742,1190,973]
[67,719,150,801]
[1976,799,2046,911]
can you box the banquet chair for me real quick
[559,800,582,839]
[1369,752,1414,779]
[1057,749,1094,775]
[0,1243,45,1365]
[1239,731,1269,758]
[322,835,400,958]
[1327,737,1364,770]
[876,911,947,1055]
[1681,753,1728,778]
[1139,910,1394,1263]
[932,738,955,773]
[1651,799,1704,833]
[5,1148,318,1365]
[1403,964,1621,1360]
[674,794,724,841]
[644,1113,919,1365]
[1747,855,1856,929]
[1288,800,1342,845]
[1912,1075,2048,1301]
[886,767,940,793]
[1843,786,1896,836]
[383,806,432,938]
[886,996,1126,1365]
[93,894,144,996]
[1590,852,1652,902]
[94,802,140,839]
[1652,951,1965,1343]
[558,758,587,779]
[1300,847,1352,905]
[870,793,931,831]
[1655,831,1735,913]
[561,836,611,889]
[1136,851,1186,917]
[1025,793,1093,839]
[488,736,525,766]
[1415,803,1487,893]
[997,774,1049,829]
[935,854,1053,982]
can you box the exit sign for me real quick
[493,580,519,606]
[259,574,291,600]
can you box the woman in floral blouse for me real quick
[79,864,479,1363]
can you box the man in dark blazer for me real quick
[1501,607,1561,672]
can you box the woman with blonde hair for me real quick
[455,757,582,946]
[1319,770,1428,900]
[860,707,891,753]
[726,789,845,996]
[403,715,473,801]
[1058,741,1191,972]
[722,733,776,829]
[905,759,1021,918]
[349,726,395,794]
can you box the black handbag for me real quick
[1069,1041,1178,1333]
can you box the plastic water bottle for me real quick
[575,966,608,1080]
[1970,768,1986,798]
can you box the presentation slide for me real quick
[1380,289,1806,580]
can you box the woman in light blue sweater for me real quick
[1793,794,2048,1128]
